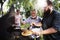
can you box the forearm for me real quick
[40,28,57,35]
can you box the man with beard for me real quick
[33,0,60,40]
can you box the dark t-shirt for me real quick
[42,10,60,40]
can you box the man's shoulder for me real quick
[53,10,60,18]
[53,10,60,15]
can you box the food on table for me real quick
[22,30,33,36]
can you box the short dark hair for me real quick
[31,9,36,12]
[47,0,53,6]
[16,9,20,12]
[30,9,37,13]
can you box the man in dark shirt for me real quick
[33,0,60,40]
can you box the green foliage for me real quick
[53,0,60,11]
[37,9,43,18]
[21,23,30,28]
[7,0,36,18]
[0,11,2,15]
[21,0,36,18]
[6,0,60,17]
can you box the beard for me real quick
[43,8,51,17]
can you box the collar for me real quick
[30,16,38,19]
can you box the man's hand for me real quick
[31,22,42,27]
[32,32,41,36]
[22,21,26,25]
[31,22,36,26]
[32,27,57,37]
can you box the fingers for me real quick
[32,32,40,36]
[32,32,36,35]
[31,22,42,27]
[31,22,36,26]
[35,32,39,36]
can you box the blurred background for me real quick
[0,0,60,18]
